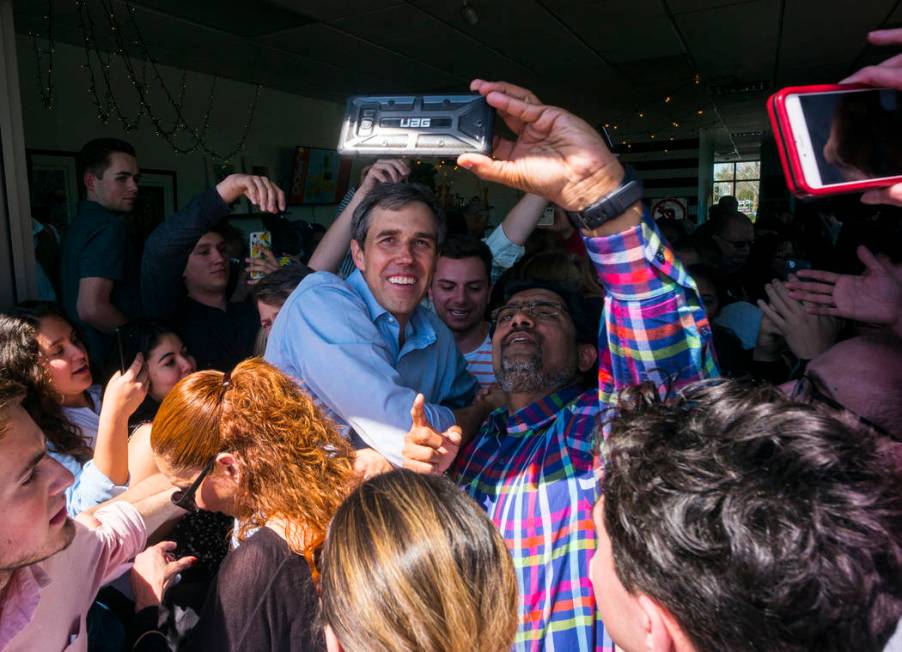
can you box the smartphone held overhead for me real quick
[337,93,494,157]
[768,84,902,198]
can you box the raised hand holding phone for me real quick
[104,352,149,417]
[457,79,625,214]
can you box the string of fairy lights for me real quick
[27,1,723,160]
[600,73,727,152]
[28,0,261,161]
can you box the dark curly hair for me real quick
[602,379,902,651]
[0,302,92,462]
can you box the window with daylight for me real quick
[713,161,760,219]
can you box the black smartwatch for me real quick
[566,164,643,231]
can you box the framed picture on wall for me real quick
[27,149,81,226]
[288,146,352,204]
[132,168,177,243]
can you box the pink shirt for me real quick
[0,502,146,651]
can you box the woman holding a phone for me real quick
[0,301,147,515]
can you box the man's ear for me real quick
[350,239,366,272]
[577,343,598,373]
[83,171,97,194]
[636,594,684,652]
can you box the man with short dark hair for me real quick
[141,174,285,371]
[60,138,141,365]
[0,379,185,650]
[402,79,717,651]
[592,380,902,651]
[430,235,496,387]
[266,182,484,467]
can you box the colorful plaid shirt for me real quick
[452,212,718,651]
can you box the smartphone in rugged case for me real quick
[337,93,494,157]
[768,84,902,198]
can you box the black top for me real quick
[174,298,259,372]
[130,527,324,652]
[140,186,258,372]
[189,527,323,651]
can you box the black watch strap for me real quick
[566,164,643,231]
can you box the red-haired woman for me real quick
[133,357,357,651]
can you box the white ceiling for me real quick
[13,0,902,159]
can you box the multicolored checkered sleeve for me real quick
[583,211,719,406]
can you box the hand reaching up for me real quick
[402,394,462,475]
[785,246,902,336]
[358,159,410,196]
[103,353,149,419]
[216,174,286,213]
[757,280,842,360]
[458,79,623,212]
[131,541,197,612]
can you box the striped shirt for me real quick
[452,211,717,651]
[463,333,495,388]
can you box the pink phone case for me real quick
[767,83,902,198]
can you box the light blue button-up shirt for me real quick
[265,269,477,465]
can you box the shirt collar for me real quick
[346,269,436,350]
[77,200,118,217]
[490,384,587,435]
[346,269,390,322]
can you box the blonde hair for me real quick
[151,357,356,578]
[320,469,519,652]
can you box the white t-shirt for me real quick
[62,385,103,448]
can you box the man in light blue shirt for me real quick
[266,183,484,466]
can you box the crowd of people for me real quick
[2,26,902,652]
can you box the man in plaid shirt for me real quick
[403,78,718,651]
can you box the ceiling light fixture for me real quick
[461,1,479,26]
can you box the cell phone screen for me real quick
[794,89,902,186]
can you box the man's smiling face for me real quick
[351,203,439,327]
[430,256,490,337]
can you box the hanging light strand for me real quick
[70,0,260,160]
[29,0,55,109]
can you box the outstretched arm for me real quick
[141,174,285,319]
[785,245,902,338]
[308,160,410,272]
[458,79,717,406]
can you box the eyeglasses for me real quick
[490,300,568,325]
[791,374,891,437]
[715,234,754,249]
[171,457,216,513]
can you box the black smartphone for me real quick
[115,327,128,374]
[337,93,494,157]
[783,257,812,278]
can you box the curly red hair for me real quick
[151,357,356,578]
